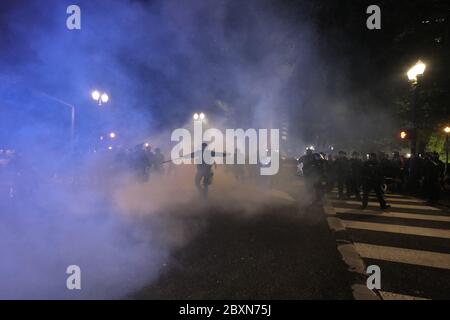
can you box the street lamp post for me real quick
[407,60,426,156]
[70,105,75,142]
[91,90,109,106]
[445,126,450,174]
[38,92,76,143]
[193,112,206,121]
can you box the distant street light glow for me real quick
[109,132,116,139]
[91,89,109,106]
[101,93,109,103]
[400,131,407,139]
[444,127,450,134]
[91,90,100,101]
[193,112,206,121]
[407,60,426,82]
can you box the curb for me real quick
[323,196,381,300]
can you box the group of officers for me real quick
[111,141,446,205]
[114,143,165,182]
[299,148,446,208]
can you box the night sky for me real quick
[0,0,449,152]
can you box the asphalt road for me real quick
[133,185,354,299]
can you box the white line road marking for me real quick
[330,191,407,199]
[334,208,450,222]
[342,220,450,239]
[379,291,429,300]
[330,195,427,202]
[328,192,450,300]
[337,200,441,211]
[323,198,379,300]
[383,194,413,198]
[354,243,450,270]
[333,197,425,203]
[372,198,426,203]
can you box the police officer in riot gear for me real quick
[349,151,363,201]
[298,148,326,203]
[335,151,351,200]
[190,142,226,198]
[152,148,165,175]
[133,144,150,183]
[391,151,404,192]
[423,152,443,205]
[361,153,390,210]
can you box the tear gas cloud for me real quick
[0,0,394,298]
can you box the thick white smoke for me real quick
[0,0,314,299]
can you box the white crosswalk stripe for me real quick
[379,291,429,300]
[354,243,450,270]
[329,191,407,199]
[334,207,450,222]
[337,200,441,211]
[372,198,426,203]
[342,220,450,239]
[331,196,424,203]
[327,189,450,300]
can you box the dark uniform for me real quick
[326,154,337,192]
[190,143,226,198]
[362,153,390,210]
[299,150,326,203]
[133,145,150,183]
[145,147,155,179]
[152,148,164,175]
[423,152,443,204]
[407,155,424,191]
[349,152,363,200]
[335,151,351,199]
[391,152,404,191]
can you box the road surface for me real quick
[133,182,354,299]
